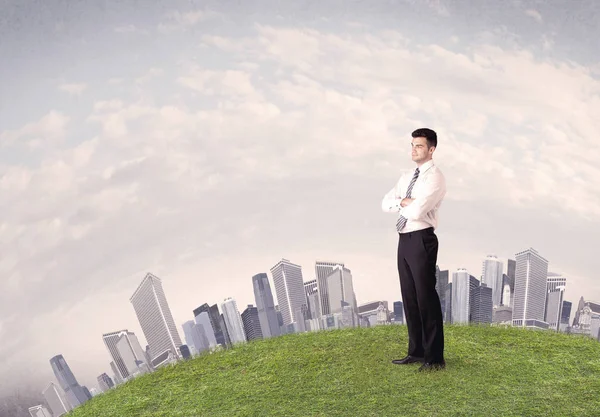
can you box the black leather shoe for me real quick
[391,355,424,365]
[418,361,446,372]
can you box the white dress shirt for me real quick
[381,159,447,233]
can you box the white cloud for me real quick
[525,9,543,23]
[0,110,70,148]
[59,83,88,95]
[158,9,224,33]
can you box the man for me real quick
[381,128,447,372]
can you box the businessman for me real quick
[381,128,447,372]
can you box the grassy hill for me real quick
[70,325,600,417]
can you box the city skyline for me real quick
[21,246,599,405]
[1,0,599,400]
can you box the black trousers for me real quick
[397,227,444,363]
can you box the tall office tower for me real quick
[220,313,232,345]
[545,286,566,331]
[49,355,88,408]
[547,273,567,292]
[561,301,572,326]
[102,330,148,381]
[315,260,347,316]
[501,274,511,306]
[306,288,321,321]
[241,304,263,341]
[435,267,449,317]
[512,248,549,328]
[471,284,493,324]
[109,361,123,385]
[393,301,404,324]
[271,258,307,326]
[182,320,199,353]
[221,297,247,344]
[507,259,516,288]
[194,311,218,349]
[444,282,453,323]
[42,382,71,417]
[481,255,504,307]
[252,273,281,338]
[97,373,114,392]
[130,273,183,361]
[28,405,52,417]
[452,269,480,324]
[326,265,357,315]
[304,279,319,319]
[572,296,586,327]
[193,303,227,347]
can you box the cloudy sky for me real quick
[1,0,599,395]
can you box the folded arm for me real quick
[381,176,404,212]
[398,172,446,220]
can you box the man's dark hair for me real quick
[412,128,437,148]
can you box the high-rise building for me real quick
[435,267,449,320]
[252,273,281,338]
[271,258,307,326]
[452,269,479,324]
[28,405,52,417]
[130,273,183,361]
[49,354,88,408]
[561,300,572,326]
[42,382,71,417]
[512,248,549,328]
[444,282,453,323]
[97,373,114,392]
[326,265,357,315]
[393,301,404,324]
[507,259,516,290]
[102,330,148,381]
[221,297,247,344]
[315,260,345,316]
[241,304,263,341]
[471,284,493,324]
[481,255,504,307]
[304,279,319,319]
[193,311,218,349]
[547,273,567,292]
[193,303,227,347]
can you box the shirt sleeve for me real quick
[381,176,403,213]
[399,171,446,220]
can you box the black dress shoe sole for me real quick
[391,357,425,365]
[418,362,446,372]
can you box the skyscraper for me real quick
[97,373,114,392]
[512,248,549,328]
[481,255,504,307]
[252,273,281,338]
[28,405,52,417]
[326,265,357,315]
[193,303,227,347]
[241,304,263,341]
[435,267,449,318]
[271,258,307,326]
[452,269,479,324]
[49,355,88,408]
[315,260,344,316]
[130,273,183,361]
[221,297,247,344]
[42,382,71,417]
[102,330,148,381]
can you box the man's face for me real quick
[411,136,433,163]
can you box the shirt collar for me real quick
[416,159,434,173]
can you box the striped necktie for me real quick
[396,167,420,232]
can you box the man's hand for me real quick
[400,198,415,207]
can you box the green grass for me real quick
[70,325,600,416]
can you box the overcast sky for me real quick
[1,0,599,395]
